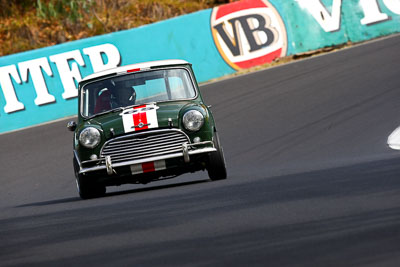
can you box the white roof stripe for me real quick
[82,59,189,81]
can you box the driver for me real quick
[110,84,136,108]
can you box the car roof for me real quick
[82,59,190,82]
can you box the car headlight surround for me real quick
[79,127,101,148]
[183,110,204,132]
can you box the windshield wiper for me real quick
[87,106,128,119]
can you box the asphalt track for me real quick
[1,34,400,266]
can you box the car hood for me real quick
[86,101,197,138]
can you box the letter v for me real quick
[296,0,342,32]
[213,19,242,57]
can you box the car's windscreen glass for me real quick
[81,68,196,117]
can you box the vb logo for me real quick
[211,0,287,70]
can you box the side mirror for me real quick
[67,121,77,132]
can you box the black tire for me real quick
[73,157,106,199]
[207,132,227,181]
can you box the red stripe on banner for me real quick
[234,48,282,69]
[142,162,155,173]
[215,0,267,20]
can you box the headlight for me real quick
[183,110,204,131]
[79,127,101,148]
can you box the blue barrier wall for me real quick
[0,10,234,133]
[1,0,399,133]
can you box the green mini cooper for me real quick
[67,60,227,199]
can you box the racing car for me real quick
[67,60,227,199]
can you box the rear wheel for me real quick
[207,132,227,181]
[73,157,106,199]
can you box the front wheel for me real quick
[207,132,227,181]
[73,157,106,199]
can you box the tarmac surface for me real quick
[1,34,400,266]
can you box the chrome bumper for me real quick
[76,142,216,175]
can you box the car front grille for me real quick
[100,129,190,163]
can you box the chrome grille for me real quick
[101,130,190,163]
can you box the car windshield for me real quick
[81,68,196,117]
